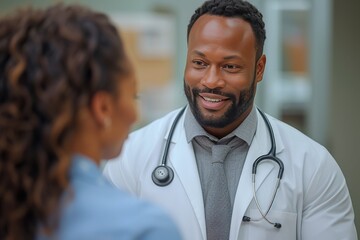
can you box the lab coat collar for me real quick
[163,106,207,239]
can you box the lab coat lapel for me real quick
[230,110,285,239]
[166,113,207,240]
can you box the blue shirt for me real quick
[38,155,182,240]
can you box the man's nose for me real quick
[200,66,225,89]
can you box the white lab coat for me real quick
[103,107,357,240]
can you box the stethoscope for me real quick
[152,106,284,229]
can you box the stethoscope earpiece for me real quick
[152,165,174,187]
[274,223,282,229]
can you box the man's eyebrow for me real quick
[223,55,242,60]
[191,50,206,57]
[191,50,243,61]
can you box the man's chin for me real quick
[197,104,229,117]
[195,113,229,129]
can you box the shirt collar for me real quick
[184,105,257,146]
[70,154,101,181]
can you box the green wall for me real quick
[330,0,360,233]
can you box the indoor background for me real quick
[1,0,359,234]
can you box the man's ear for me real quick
[255,54,266,83]
[90,91,113,129]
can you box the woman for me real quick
[0,4,181,240]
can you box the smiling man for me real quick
[183,14,265,138]
[103,1,357,240]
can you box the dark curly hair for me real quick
[0,4,129,239]
[187,0,266,60]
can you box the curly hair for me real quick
[187,0,266,60]
[0,4,129,239]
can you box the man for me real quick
[103,0,357,239]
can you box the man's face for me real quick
[184,14,266,138]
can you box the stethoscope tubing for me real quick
[160,107,186,166]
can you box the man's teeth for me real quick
[203,97,222,102]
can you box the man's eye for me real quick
[223,64,240,72]
[192,60,207,67]
[223,64,237,69]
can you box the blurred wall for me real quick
[0,0,204,107]
[330,0,360,233]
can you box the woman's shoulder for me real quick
[59,180,181,239]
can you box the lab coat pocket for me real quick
[244,209,297,240]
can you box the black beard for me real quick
[184,78,256,129]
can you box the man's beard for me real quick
[184,77,256,129]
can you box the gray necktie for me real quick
[205,144,232,240]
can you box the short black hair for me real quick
[187,0,266,60]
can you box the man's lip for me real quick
[198,93,230,111]
[199,93,229,101]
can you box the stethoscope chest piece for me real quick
[152,165,174,186]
